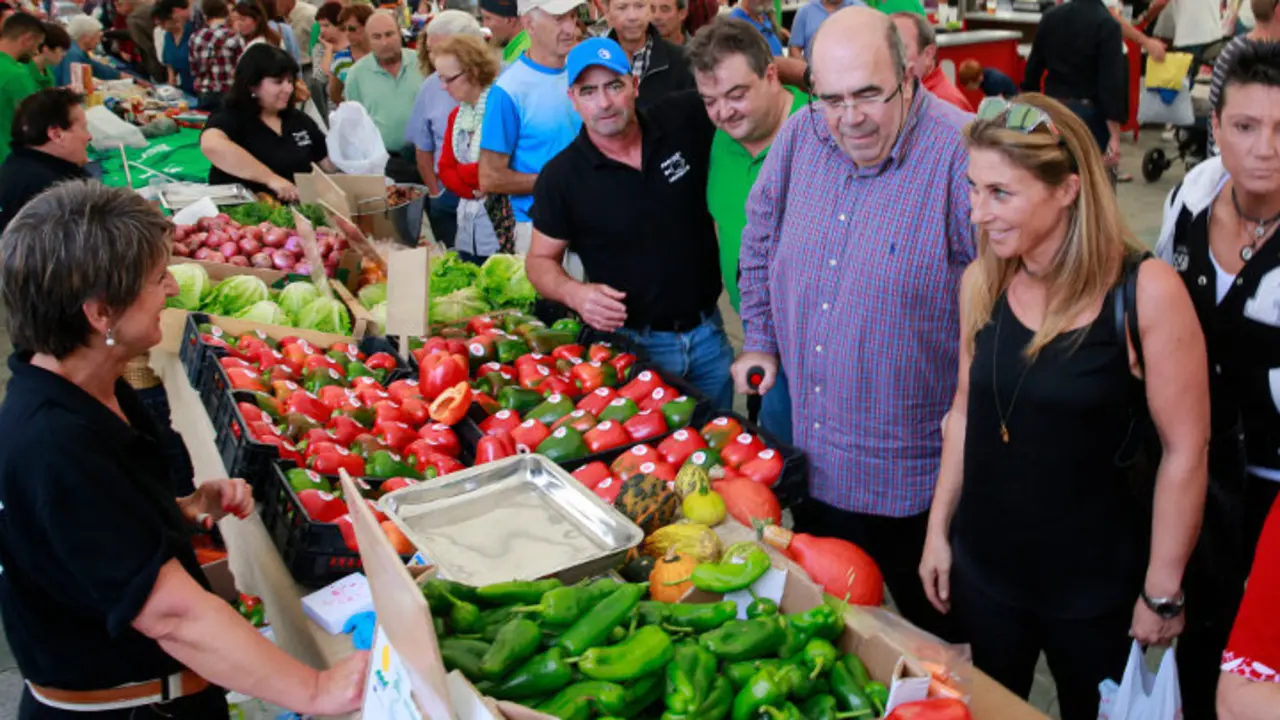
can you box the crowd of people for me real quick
[0,0,1276,717]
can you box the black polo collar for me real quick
[571,110,668,171]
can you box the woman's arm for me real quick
[132,559,366,715]
[201,128,282,187]
[1133,259,1210,639]
[318,157,338,173]
[328,73,343,105]
[1219,673,1280,720]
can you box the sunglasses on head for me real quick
[976,97,1059,137]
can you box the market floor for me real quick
[0,129,1184,718]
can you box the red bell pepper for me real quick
[587,343,616,363]
[583,420,631,454]
[656,428,707,466]
[576,387,618,416]
[623,409,668,442]
[366,352,397,372]
[570,361,618,394]
[416,423,461,457]
[311,449,366,477]
[480,408,523,436]
[325,415,366,448]
[388,378,424,402]
[884,699,972,720]
[220,356,254,372]
[419,350,469,401]
[423,336,467,357]
[510,419,551,452]
[271,379,301,402]
[619,369,663,403]
[536,375,581,399]
[348,376,383,391]
[286,391,331,425]
[374,420,419,454]
[552,344,585,364]
[739,448,784,486]
[701,416,745,450]
[259,435,302,464]
[304,353,345,376]
[636,458,677,486]
[593,474,624,503]
[415,451,466,477]
[304,439,346,462]
[514,352,555,371]
[518,362,554,390]
[609,352,637,381]
[720,433,767,469]
[477,362,516,381]
[249,421,281,443]
[475,431,516,464]
[552,409,598,434]
[316,385,353,413]
[473,392,501,415]
[639,385,679,412]
[466,314,500,335]
[571,461,612,490]
[238,401,267,424]
[226,367,267,393]
[610,443,658,478]
[373,400,408,427]
[298,427,336,449]
[354,386,393,408]
[399,396,431,427]
[428,382,473,426]
[235,333,272,357]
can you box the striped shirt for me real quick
[739,88,976,517]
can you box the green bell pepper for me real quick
[801,694,869,720]
[475,578,563,607]
[660,395,698,430]
[535,425,590,463]
[699,677,735,720]
[496,338,531,364]
[526,393,576,426]
[665,642,718,714]
[689,547,771,593]
[502,313,538,333]
[303,367,345,394]
[864,681,888,716]
[558,583,647,655]
[527,329,577,354]
[597,396,640,423]
[366,449,422,479]
[699,617,785,662]
[731,667,787,720]
[539,680,628,718]
[746,598,778,619]
[778,621,812,659]
[662,601,739,632]
[498,386,545,415]
[551,318,583,336]
[802,638,840,679]
[440,637,489,680]
[473,371,508,397]
[576,625,674,682]
[724,659,783,689]
[788,604,843,641]
[479,618,542,680]
[487,647,575,700]
[829,661,876,717]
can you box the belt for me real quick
[638,310,716,334]
[27,670,210,712]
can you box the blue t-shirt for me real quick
[163,21,196,95]
[479,54,582,223]
[982,68,1019,98]
[729,7,783,56]
[789,0,864,58]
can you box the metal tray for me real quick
[378,455,643,586]
[158,182,257,210]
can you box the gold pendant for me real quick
[1000,424,1009,444]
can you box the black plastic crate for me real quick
[178,312,207,388]
[693,409,810,510]
[265,460,414,587]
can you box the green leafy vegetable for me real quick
[476,254,538,311]
[429,287,489,324]
[235,300,292,326]
[358,282,387,310]
[166,263,210,310]
[278,281,322,320]
[430,251,480,296]
[370,301,386,326]
[295,296,352,335]
[202,275,270,317]
[223,202,329,229]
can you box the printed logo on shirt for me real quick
[1172,244,1190,273]
[293,131,312,147]
[660,152,689,184]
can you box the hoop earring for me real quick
[105,329,116,347]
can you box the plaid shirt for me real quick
[189,24,242,95]
[740,88,976,517]
[630,35,653,81]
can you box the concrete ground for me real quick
[0,129,1184,717]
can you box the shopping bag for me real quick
[326,101,389,176]
[86,105,147,151]
[1137,80,1195,127]
[1146,52,1195,91]
[1097,641,1183,720]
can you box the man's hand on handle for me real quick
[731,352,779,395]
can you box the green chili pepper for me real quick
[724,659,784,689]
[558,583,648,656]
[775,663,820,700]
[731,667,787,720]
[479,605,517,630]
[760,702,805,720]
[800,694,868,720]
[440,638,490,680]
[863,681,888,716]
[665,642,719,714]
[788,605,843,641]
[841,654,873,689]
[575,625,675,682]
[551,318,583,336]
[746,598,779,619]
[829,662,875,717]
[689,547,772,593]
[479,618,542,680]
[607,625,629,644]
[487,647,575,700]
[422,578,479,613]
[699,617,785,662]
[633,601,670,627]
[514,578,619,627]
[802,638,840,679]
[663,601,739,633]
[621,671,666,718]
[448,594,483,635]
[664,676,733,720]
[777,621,812,659]
[475,578,563,606]
[539,681,628,718]
[433,616,445,637]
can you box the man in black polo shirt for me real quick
[0,88,90,234]
[527,36,732,409]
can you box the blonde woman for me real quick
[919,93,1210,720]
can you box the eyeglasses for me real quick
[439,71,465,85]
[810,83,903,116]
[975,97,1058,137]
[344,24,361,31]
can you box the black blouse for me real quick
[203,107,326,196]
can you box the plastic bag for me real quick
[1137,80,1195,127]
[86,105,147,151]
[1145,52,1195,91]
[326,101,389,176]
[1097,642,1182,720]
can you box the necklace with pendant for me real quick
[992,300,1035,444]
[1231,187,1280,262]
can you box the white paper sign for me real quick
[363,626,426,720]
[724,568,788,619]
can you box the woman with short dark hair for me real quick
[0,182,368,719]
[200,43,334,200]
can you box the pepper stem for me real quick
[664,576,693,586]
[808,659,824,681]
[509,605,544,614]
[760,706,787,720]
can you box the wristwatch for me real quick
[1141,590,1186,619]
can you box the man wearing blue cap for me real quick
[526,37,733,410]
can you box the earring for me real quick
[105,329,116,347]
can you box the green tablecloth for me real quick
[93,127,211,189]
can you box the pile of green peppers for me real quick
[426,577,890,720]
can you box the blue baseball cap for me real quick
[566,37,632,86]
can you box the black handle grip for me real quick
[746,365,766,391]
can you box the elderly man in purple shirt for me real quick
[732,6,974,639]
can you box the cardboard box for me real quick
[201,558,239,604]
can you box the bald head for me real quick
[811,7,906,89]
[367,10,402,62]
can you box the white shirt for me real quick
[1171,0,1224,48]
[288,2,317,66]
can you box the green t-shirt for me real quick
[309,20,320,54]
[874,0,926,15]
[27,62,54,90]
[0,52,41,164]
[706,85,807,312]
[503,30,530,64]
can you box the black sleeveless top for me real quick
[951,291,1147,618]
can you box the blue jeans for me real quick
[617,312,734,410]
[759,364,793,445]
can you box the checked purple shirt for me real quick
[740,88,976,518]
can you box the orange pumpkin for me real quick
[649,549,697,603]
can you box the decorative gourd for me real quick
[682,486,726,525]
[760,524,885,606]
[620,551,657,583]
[614,472,679,535]
[642,523,721,563]
[673,464,711,499]
[650,549,697,603]
[712,479,782,527]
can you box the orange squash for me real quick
[649,549,697,603]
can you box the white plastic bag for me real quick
[86,105,147,151]
[326,102,389,176]
[1098,642,1183,720]
[1137,80,1196,127]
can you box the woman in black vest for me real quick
[1154,41,1280,719]
[920,93,1210,720]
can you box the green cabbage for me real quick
[295,296,352,335]
[358,282,387,310]
[202,275,269,317]
[236,300,292,326]
[370,301,386,326]
[476,254,538,311]
[278,282,322,321]
[430,251,480,296]
[429,287,489,324]
[166,263,210,310]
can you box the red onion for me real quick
[294,261,312,276]
[173,225,191,241]
[264,228,289,247]
[326,249,343,266]
[238,237,262,255]
[241,226,262,241]
[215,213,232,225]
[219,241,239,259]
[186,232,207,247]
[172,242,191,257]
[206,231,228,249]
[193,247,214,260]
[282,235,303,255]
[228,255,250,267]
[272,249,297,270]
[250,252,274,268]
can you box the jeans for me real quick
[1063,99,1109,154]
[427,189,459,248]
[758,364,793,445]
[616,311,734,410]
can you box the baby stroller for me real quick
[1141,40,1225,182]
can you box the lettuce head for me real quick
[358,282,387,310]
[202,275,269,317]
[166,263,210,311]
[278,281,322,321]
[476,254,537,311]
[236,300,292,326]
[430,251,480,296]
[429,287,489,324]
[295,296,352,335]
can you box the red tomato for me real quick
[480,408,523,436]
[416,423,460,458]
